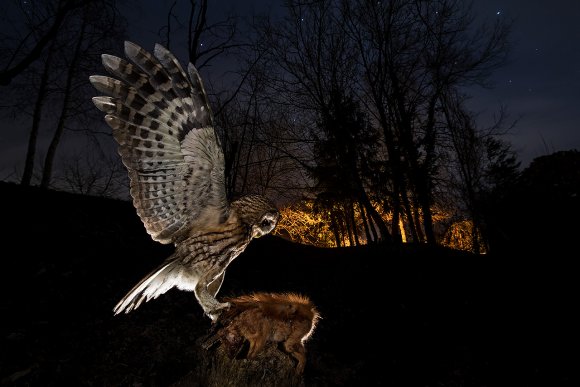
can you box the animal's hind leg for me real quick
[283,335,307,374]
[246,329,267,359]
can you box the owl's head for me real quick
[251,210,280,238]
[232,194,280,239]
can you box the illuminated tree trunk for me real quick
[376,105,405,245]
[401,189,420,243]
[356,180,392,243]
[339,209,353,247]
[411,205,425,243]
[330,213,342,247]
[359,201,375,243]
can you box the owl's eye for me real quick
[260,219,271,228]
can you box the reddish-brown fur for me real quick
[218,292,320,374]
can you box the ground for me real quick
[0,182,576,386]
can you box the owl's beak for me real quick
[251,225,262,239]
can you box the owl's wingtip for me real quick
[154,42,168,53]
[124,40,141,58]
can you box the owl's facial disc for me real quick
[251,212,280,238]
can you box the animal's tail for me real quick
[113,261,177,315]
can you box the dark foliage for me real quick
[0,182,576,386]
[485,149,580,254]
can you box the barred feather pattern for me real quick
[90,41,227,244]
[90,41,280,320]
[113,219,249,315]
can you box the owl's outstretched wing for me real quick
[90,41,228,244]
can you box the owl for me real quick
[89,41,280,321]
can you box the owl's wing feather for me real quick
[90,41,228,244]
[113,261,178,314]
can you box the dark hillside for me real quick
[0,182,576,386]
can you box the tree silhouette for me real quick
[2,0,124,187]
[311,90,390,245]
[489,150,579,253]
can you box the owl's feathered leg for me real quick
[207,271,225,297]
[195,276,230,321]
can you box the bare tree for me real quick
[343,0,510,245]
[0,0,94,86]
[39,15,88,188]
[156,0,291,202]
[158,0,241,69]
[441,90,519,253]
[20,39,58,186]
[2,0,125,188]
[230,0,512,247]
[40,0,125,188]
[215,58,309,202]
[249,0,392,242]
[58,147,127,197]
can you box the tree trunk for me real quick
[40,18,87,188]
[21,42,56,186]
[358,200,375,244]
[0,0,87,86]
[359,189,392,244]
[330,213,342,247]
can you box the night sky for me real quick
[1,0,579,177]
[469,0,580,166]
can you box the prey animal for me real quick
[90,42,279,321]
[212,292,320,374]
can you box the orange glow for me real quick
[274,199,487,254]
[441,220,487,254]
[273,201,338,247]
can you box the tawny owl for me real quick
[89,41,280,321]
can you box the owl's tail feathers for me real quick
[113,262,176,315]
